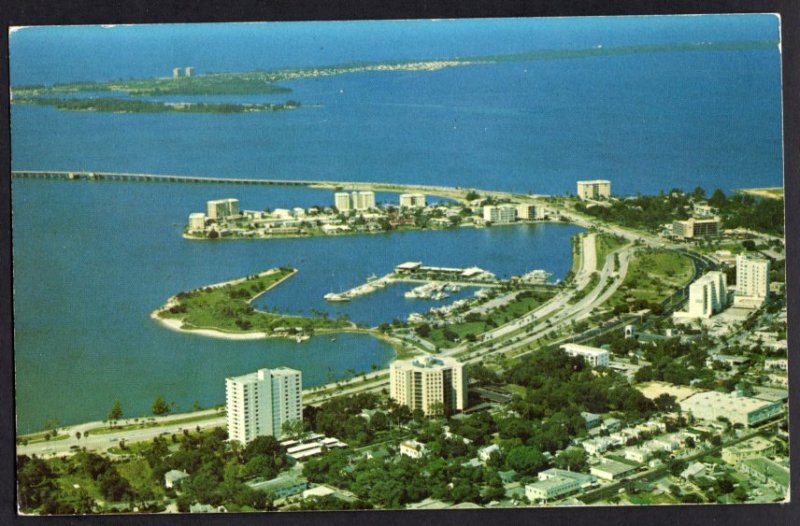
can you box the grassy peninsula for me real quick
[154,267,353,338]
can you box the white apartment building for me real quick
[482,204,517,224]
[207,198,240,220]
[735,254,770,306]
[399,193,427,208]
[516,203,547,220]
[560,343,610,367]
[334,192,351,212]
[188,212,207,231]
[576,180,611,200]
[390,356,467,416]
[226,367,303,445]
[677,271,728,319]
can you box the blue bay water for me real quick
[9,17,783,432]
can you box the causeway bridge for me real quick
[10,170,477,201]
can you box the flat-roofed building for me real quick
[735,254,770,306]
[226,367,302,445]
[207,198,240,220]
[399,439,427,459]
[738,458,789,496]
[390,356,467,416]
[334,192,351,212]
[525,476,581,502]
[590,458,636,481]
[399,193,426,208]
[576,180,611,200]
[188,212,207,231]
[672,217,720,239]
[674,271,728,319]
[560,343,610,367]
[722,436,776,465]
[516,203,547,220]
[679,391,782,428]
[483,204,517,224]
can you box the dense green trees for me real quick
[152,396,170,416]
[108,400,123,423]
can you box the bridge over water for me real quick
[10,170,476,201]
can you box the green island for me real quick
[14,97,301,114]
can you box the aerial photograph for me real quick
[10,14,788,515]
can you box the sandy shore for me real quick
[150,313,268,340]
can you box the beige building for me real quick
[207,198,239,220]
[576,180,611,200]
[334,192,351,212]
[188,212,207,231]
[226,367,302,445]
[399,193,427,208]
[672,217,720,239]
[516,203,547,220]
[674,271,728,320]
[722,436,776,465]
[390,356,467,416]
[735,254,770,306]
[482,204,517,224]
[679,391,782,428]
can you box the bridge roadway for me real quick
[11,170,474,202]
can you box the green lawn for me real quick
[595,233,629,266]
[159,267,351,335]
[607,249,694,308]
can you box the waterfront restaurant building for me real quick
[226,367,303,445]
[576,180,611,200]
[390,357,467,416]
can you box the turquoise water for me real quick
[10,17,783,432]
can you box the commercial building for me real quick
[188,212,207,231]
[679,391,782,428]
[674,271,728,319]
[576,180,611,200]
[207,198,240,220]
[525,476,581,502]
[399,193,427,208]
[735,255,770,306]
[590,458,637,481]
[516,203,547,220]
[483,204,517,224]
[560,343,610,367]
[225,367,303,445]
[390,356,467,416]
[672,217,720,239]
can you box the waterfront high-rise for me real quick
[225,367,303,445]
[482,204,517,223]
[576,180,611,200]
[399,193,426,208]
[390,357,467,416]
[334,192,351,212]
[206,198,239,220]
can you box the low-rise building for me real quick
[525,476,581,502]
[590,459,637,481]
[721,436,776,465]
[399,439,427,459]
[399,193,426,208]
[738,458,789,496]
[164,469,190,489]
[560,344,610,367]
[478,444,501,463]
[679,391,782,428]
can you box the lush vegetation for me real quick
[595,233,629,266]
[15,97,300,114]
[606,249,694,314]
[574,187,784,236]
[17,427,287,514]
[158,268,352,335]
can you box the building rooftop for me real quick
[741,458,789,489]
[592,458,637,476]
[680,391,778,417]
[561,343,608,356]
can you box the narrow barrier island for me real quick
[152,267,354,340]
